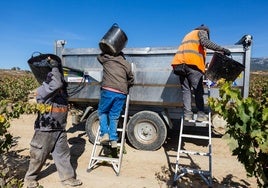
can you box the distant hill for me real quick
[251,57,268,71]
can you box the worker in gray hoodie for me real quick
[24,57,82,188]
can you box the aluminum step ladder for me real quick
[173,81,213,187]
[87,94,130,176]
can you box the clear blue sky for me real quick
[0,0,267,70]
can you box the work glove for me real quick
[45,69,63,89]
[45,72,53,84]
[222,48,231,56]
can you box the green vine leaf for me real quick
[263,108,268,121]
[209,79,268,187]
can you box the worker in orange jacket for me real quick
[171,24,231,121]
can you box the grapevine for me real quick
[208,78,268,187]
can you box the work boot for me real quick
[103,145,112,156]
[196,111,208,122]
[110,141,118,148]
[62,178,82,187]
[184,111,193,121]
[25,180,39,188]
[99,133,109,144]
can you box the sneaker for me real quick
[62,178,82,187]
[110,141,117,148]
[99,133,109,144]
[196,111,208,122]
[184,111,193,121]
[25,180,39,188]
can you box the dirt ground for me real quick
[7,113,258,188]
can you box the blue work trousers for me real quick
[98,89,126,141]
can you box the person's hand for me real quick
[48,56,59,68]
[223,48,231,56]
[45,72,53,83]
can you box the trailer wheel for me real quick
[126,111,167,151]
[85,110,99,144]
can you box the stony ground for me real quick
[6,114,258,188]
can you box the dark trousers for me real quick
[24,130,74,182]
[173,64,205,113]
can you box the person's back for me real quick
[97,52,134,148]
[97,52,134,94]
[171,24,231,121]
[172,29,207,73]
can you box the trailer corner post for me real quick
[242,44,252,98]
[54,40,66,58]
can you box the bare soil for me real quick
[7,114,258,188]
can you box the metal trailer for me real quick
[55,35,252,151]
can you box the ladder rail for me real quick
[207,82,213,186]
[173,115,184,182]
[208,111,212,185]
[117,94,130,175]
[87,94,130,175]
[87,126,101,170]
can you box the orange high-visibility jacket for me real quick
[171,30,206,73]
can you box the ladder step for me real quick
[180,167,211,176]
[185,121,209,127]
[181,133,210,140]
[179,149,210,156]
[117,128,123,132]
[95,141,121,146]
[91,156,119,163]
[187,119,209,124]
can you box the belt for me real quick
[51,107,68,113]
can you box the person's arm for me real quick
[199,30,231,55]
[127,67,134,88]
[97,53,109,65]
[36,67,63,103]
[48,67,63,91]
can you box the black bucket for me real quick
[27,52,62,84]
[99,23,128,55]
[206,52,245,82]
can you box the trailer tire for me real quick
[85,110,99,144]
[126,111,167,151]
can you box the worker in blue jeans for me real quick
[97,52,134,148]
